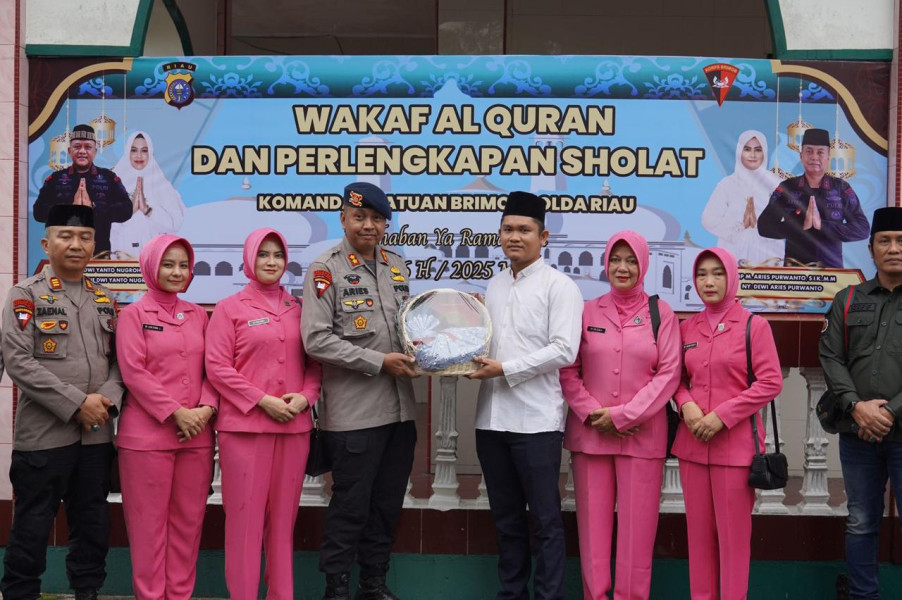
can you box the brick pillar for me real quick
[0,0,25,501]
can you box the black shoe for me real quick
[355,563,400,600]
[836,573,850,600]
[323,572,351,600]
[74,589,99,600]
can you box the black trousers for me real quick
[476,429,566,600]
[1,442,114,600]
[319,421,417,574]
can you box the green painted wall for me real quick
[6,549,901,599]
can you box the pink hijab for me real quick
[693,246,740,330]
[603,230,650,322]
[139,234,195,313]
[242,228,288,297]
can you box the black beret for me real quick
[45,204,95,229]
[70,124,96,142]
[871,207,902,238]
[343,182,391,220]
[502,191,545,224]
[801,128,830,147]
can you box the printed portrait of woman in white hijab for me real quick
[110,130,186,258]
[701,129,784,266]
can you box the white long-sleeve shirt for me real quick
[475,258,584,433]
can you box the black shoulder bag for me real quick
[746,315,789,490]
[648,295,679,456]
[294,294,331,477]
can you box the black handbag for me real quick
[745,315,789,490]
[305,405,331,477]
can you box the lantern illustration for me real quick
[48,134,71,171]
[786,118,813,152]
[90,115,116,148]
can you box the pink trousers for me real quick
[120,446,214,600]
[679,460,756,600]
[572,452,664,600]
[218,431,310,600]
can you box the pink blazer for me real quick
[116,298,218,451]
[205,285,322,434]
[560,294,682,459]
[672,302,783,467]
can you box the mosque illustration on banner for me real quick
[178,130,706,310]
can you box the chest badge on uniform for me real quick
[717,323,725,331]
[49,277,63,291]
[42,338,57,354]
[39,321,57,330]
[13,299,34,330]
[348,253,361,267]
[176,312,184,320]
[59,320,68,330]
[633,316,642,325]
[314,270,333,298]
[390,266,406,282]
[365,298,374,307]
[39,294,58,304]
[354,315,368,330]
[344,299,365,310]
[345,274,361,285]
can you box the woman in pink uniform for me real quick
[672,247,783,600]
[117,233,217,600]
[560,230,682,600]
[205,227,321,600]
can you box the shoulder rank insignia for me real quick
[39,294,58,304]
[353,315,368,330]
[344,299,365,310]
[390,266,405,282]
[314,269,333,298]
[49,277,63,291]
[42,338,57,354]
[94,288,107,297]
[94,296,111,304]
[347,253,361,267]
[13,298,34,330]
[39,321,57,330]
[379,249,389,264]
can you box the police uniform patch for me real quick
[344,299,365,310]
[345,274,361,285]
[39,321,57,330]
[348,190,364,207]
[94,289,107,297]
[13,299,34,330]
[365,298,374,307]
[380,249,389,264]
[348,253,361,267]
[314,270,333,298]
[49,277,63,291]
[59,320,68,330]
[390,266,405,282]
[84,279,94,291]
[94,296,111,304]
[354,315,368,330]
[42,338,57,354]
[821,318,829,334]
[39,294,58,304]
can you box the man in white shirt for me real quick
[469,191,584,600]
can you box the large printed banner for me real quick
[27,56,890,312]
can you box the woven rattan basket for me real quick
[398,288,493,376]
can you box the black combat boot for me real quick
[355,563,400,600]
[323,572,351,600]
[74,589,99,600]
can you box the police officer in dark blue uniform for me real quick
[33,125,132,255]
[757,128,870,268]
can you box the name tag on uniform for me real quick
[683,342,698,350]
[248,317,270,327]
[849,303,876,313]
[142,324,163,332]
[587,326,605,334]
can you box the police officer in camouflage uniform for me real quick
[820,206,902,600]
[302,182,418,600]
[33,124,132,255]
[1,205,123,600]
[758,128,869,268]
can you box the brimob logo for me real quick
[163,62,197,110]
[703,63,739,107]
